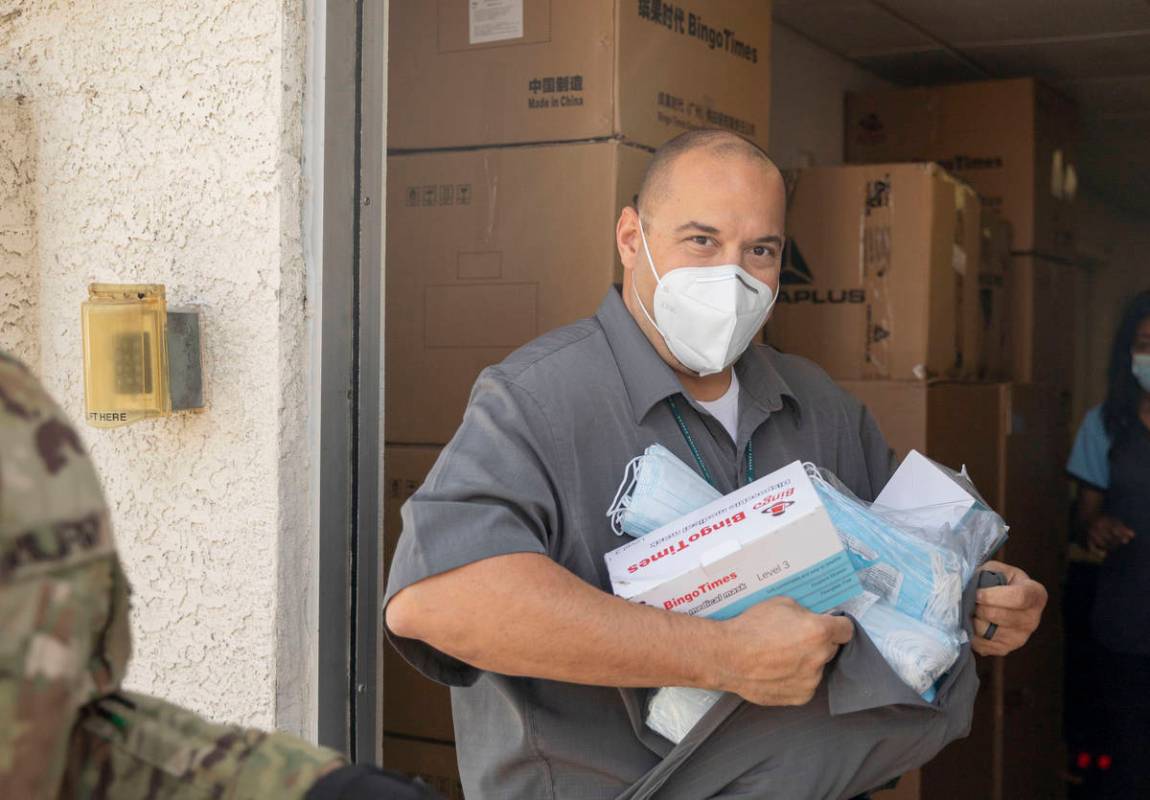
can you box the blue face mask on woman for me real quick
[1133,352,1150,393]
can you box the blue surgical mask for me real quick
[850,593,960,698]
[606,443,721,537]
[809,473,965,634]
[1133,353,1150,392]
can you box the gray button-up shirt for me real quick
[385,289,978,799]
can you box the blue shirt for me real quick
[1068,404,1150,655]
[1067,405,1110,490]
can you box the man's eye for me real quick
[751,245,776,258]
[690,235,712,246]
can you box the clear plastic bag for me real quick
[646,686,725,744]
[804,461,1009,704]
[838,591,960,699]
[806,466,969,638]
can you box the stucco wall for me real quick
[0,1,315,732]
[0,95,37,369]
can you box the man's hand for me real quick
[717,597,854,706]
[1087,514,1135,555]
[971,560,1047,657]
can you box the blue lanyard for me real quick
[665,396,754,488]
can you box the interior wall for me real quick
[1073,189,1150,427]
[768,23,891,169]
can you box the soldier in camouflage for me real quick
[0,352,437,800]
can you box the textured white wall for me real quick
[0,1,316,731]
[768,24,890,169]
[0,95,38,369]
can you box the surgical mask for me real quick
[606,443,721,537]
[850,593,960,698]
[633,219,776,376]
[1134,353,1150,392]
[809,471,965,635]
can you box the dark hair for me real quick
[636,129,774,220]
[1102,289,1150,438]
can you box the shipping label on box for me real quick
[605,461,861,618]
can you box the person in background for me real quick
[1067,289,1150,799]
[0,352,438,800]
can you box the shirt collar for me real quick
[736,338,801,420]
[595,288,801,423]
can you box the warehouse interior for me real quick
[379,3,1150,799]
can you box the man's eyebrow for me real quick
[673,221,721,235]
[672,221,783,247]
[751,234,784,246]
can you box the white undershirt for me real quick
[697,370,740,443]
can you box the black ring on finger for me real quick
[983,622,998,641]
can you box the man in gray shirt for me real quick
[385,130,1047,799]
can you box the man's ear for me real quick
[616,205,641,273]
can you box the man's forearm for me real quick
[386,552,728,691]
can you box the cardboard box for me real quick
[841,381,1005,507]
[386,141,650,444]
[382,735,463,800]
[996,384,1068,800]
[606,461,861,617]
[845,78,1077,258]
[847,381,1069,800]
[978,220,1012,380]
[954,181,983,381]
[1010,254,1079,388]
[389,0,772,150]
[767,164,980,382]
[383,446,454,743]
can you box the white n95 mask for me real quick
[634,219,776,376]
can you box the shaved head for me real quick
[637,129,778,221]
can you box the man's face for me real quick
[617,148,786,371]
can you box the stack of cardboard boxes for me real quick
[767,78,1076,800]
[383,1,773,793]
[845,78,1079,389]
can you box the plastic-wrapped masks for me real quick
[606,443,721,537]
[646,686,724,744]
[809,472,966,635]
[847,593,961,697]
[882,502,1007,587]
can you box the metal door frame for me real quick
[317,0,385,762]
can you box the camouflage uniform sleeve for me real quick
[60,692,345,799]
[0,352,132,798]
[0,354,346,800]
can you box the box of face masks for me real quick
[605,460,861,618]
